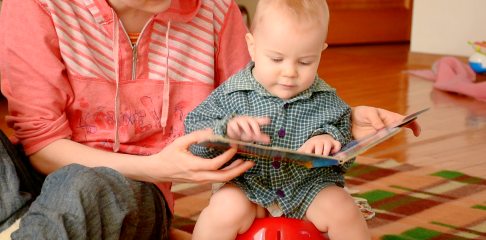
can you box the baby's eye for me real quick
[299,61,312,65]
[271,58,283,63]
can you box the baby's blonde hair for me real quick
[251,0,330,33]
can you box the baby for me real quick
[185,0,370,239]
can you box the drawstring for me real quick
[113,11,121,152]
[160,20,171,132]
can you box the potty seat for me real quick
[235,217,329,240]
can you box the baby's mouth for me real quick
[278,83,295,88]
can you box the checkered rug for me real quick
[172,157,486,239]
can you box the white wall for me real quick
[410,0,486,57]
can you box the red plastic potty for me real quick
[235,217,329,240]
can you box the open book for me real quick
[197,108,429,168]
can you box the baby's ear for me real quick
[322,43,328,51]
[245,33,256,61]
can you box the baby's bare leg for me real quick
[192,184,257,240]
[306,185,371,240]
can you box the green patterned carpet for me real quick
[172,157,486,239]
[347,158,486,239]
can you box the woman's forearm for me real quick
[29,130,255,185]
[29,139,152,182]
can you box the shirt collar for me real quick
[224,62,335,100]
[87,0,201,25]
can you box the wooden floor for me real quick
[1,43,485,178]
[319,43,486,178]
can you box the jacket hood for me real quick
[155,0,201,22]
[87,0,201,24]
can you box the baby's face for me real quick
[247,7,328,100]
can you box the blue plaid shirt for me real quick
[185,62,352,219]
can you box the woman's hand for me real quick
[351,106,421,139]
[144,129,255,184]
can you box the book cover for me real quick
[197,108,429,168]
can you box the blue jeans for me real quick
[0,131,171,239]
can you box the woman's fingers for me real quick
[376,108,422,136]
[149,129,254,184]
[220,159,255,173]
[404,120,421,136]
[203,147,238,170]
[177,131,254,181]
[169,145,253,183]
[368,108,388,130]
[192,159,255,183]
[173,128,214,147]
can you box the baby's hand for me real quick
[298,134,341,156]
[227,116,271,144]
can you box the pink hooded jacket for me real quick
[0,0,250,211]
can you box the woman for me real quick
[0,0,419,239]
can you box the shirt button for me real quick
[283,103,289,109]
[271,160,281,169]
[278,128,286,138]
[276,189,285,198]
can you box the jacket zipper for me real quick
[131,47,138,80]
[119,17,154,80]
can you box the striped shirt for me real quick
[0,0,250,212]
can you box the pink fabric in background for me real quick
[408,56,486,102]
